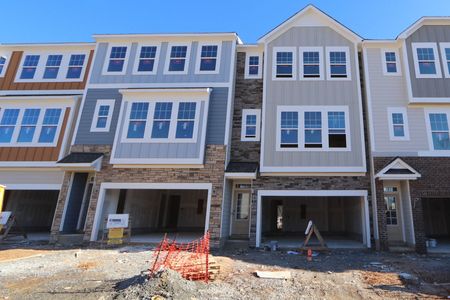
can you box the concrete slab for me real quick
[262,235,365,249]
[427,238,450,254]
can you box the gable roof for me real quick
[375,157,421,180]
[397,17,450,39]
[258,4,362,44]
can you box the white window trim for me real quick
[387,107,409,141]
[15,51,89,83]
[163,43,192,75]
[276,105,351,152]
[381,49,402,76]
[325,46,351,81]
[131,43,161,75]
[0,52,11,77]
[244,52,262,79]
[299,47,324,80]
[194,42,221,75]
[439,42,450,78]
[241,109,261,142]
[411,42,442,79]
[101,44,131,76]
[90,99,115,132]
[0,104,66,147]
[424,108,450,153]
[272,46,297,81]
[120,99,202,144]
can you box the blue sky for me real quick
[1,0,449,43]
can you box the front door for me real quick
[231,191,251,237]
[384,185,404,244]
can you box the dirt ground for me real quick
[0,241,449,299]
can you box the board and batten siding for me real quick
[263,26,365,168]
[89,41,233,84]
[406,25,450,98]
[74,87,228,146]
[365,48,428,155]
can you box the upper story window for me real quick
[0,56,7,76]
[43,55,63,79]
[106,46,128,73]
[280,111,298,148]
[326,47,350,79]
[67,54,86,79]
[165,44,190,74]
[20,55,40,79]
[439,43,450,78]
[151,102,172,139]
[245,53,262,79]
[0,107,62,145]
[176,102,196,139]
[196,44,220,73]
[412,43,442,78]
[428,113,450,150]
[304,111,322,148]
[382,50,401,76]
[90,99,115,132]
[387,108,409,141]
[299,47,323,79]
[328,111,347,148]
[126,102,149,139]
[273,47,296,79]
[133,45,160,75]
[241,109,261,141]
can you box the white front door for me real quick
[231,191,251,237]
[384,185,404,243]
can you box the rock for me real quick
[399,272,419,285]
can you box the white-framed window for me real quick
[102,45,129,75]
[0,106,63,146]
[241,109,261,141]
[151,102,173,139]
[90,99,115,132]
[0,55,7,76]
[384,186,399,226]
[176,102,197,139]
[272,47,296,80]
[244,53,262,79]
[276,106,350,151]
[426,111,450,150]
[132,44,160,75]
[387,107,409,141]
[326,47,351,80]
[43,55,63,79]
[195,43,221,74]
[381,49,401,76]
[164,43,191,74]
[412,42,442,78]
[20,55,40,79]
[126,102,149,139]
[66,54,86,79]
[299,47,324,80]
[439,42,450,78]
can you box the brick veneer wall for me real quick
[374,156,450,254]
[51,144,227,247]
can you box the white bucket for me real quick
[429,239,437,248]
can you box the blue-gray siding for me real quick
[90,41,233,84]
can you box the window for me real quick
[17,109,40,143]
[66,54,86,79]
[382,50,401,75]
[90,99,115,132]
[151,102,172,139]
[387,108,409,141]
[0,56,7,75]
[439,43,450,78]
[274,48,295,79]
[328,111,347,148]
[326,47,350,80]
[166,45,190,73]
[280,111,298,148]
[384,195,398,225]
[0,109,20,143]
[134,46,158,74]
[42,55,62,79]
[39,109,62,143]
[241,109,261,141]
[196,44,220,73]
[106,46,128,73]
[176,102,196,139]
[412,43,441,78]
[126,102,148,139]
[236,192,250,220]
[20,55,40,79]
[245,53,261,79]
[429,113,450,150]
[304,112,322,148]
[299,47,323,79]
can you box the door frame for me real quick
[230,185,252,237]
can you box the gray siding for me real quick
[263,26,365,168]
[74,89,122,145]
[406,25,450,98]
[206,87,228,144]
[365,48,428,155]
[90,41,233,84]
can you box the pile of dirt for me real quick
[114,269,203,300]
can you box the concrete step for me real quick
[56,234,85,246]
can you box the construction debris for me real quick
[255,271,292,279]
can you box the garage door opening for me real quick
[96,187,210,243]
[422,198,450,253]
[3,190,59,241]
[259,195,369,249]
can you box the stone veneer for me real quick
[51,144,227,248]
[374,156,450,254]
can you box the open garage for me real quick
[256,190,370,249]
[422,198,450,253]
